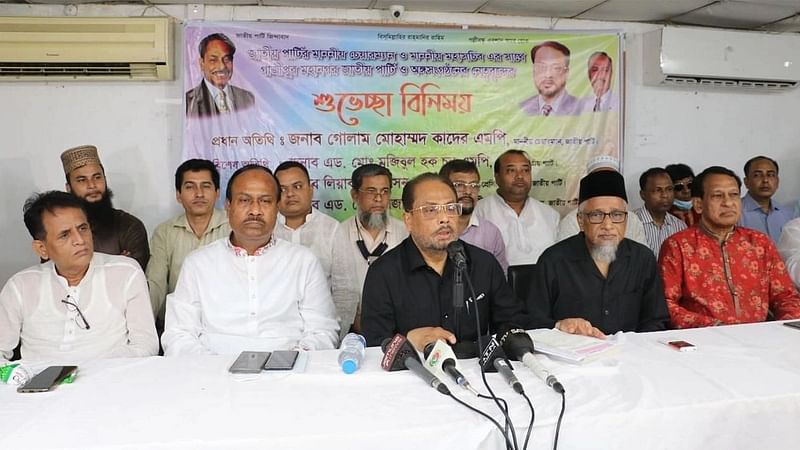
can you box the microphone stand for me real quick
[453,266,464,347]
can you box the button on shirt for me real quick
[474,193,560,265]
[274,208,339,279]
[526,234,669,334]
[0,253,158,362]
[633,207,687,257]
[161,238,340,355]
[738,193,798,243]
[146,208,230,317]
[361,238,526,347]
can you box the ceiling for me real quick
[1,0,798,32]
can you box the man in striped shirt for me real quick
[634,167,686,257]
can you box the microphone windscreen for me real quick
[380,334,420,372]
[497,325,535,361]
[446,240,467,266]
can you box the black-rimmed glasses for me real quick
[61,296,91,330]
[582,210,628,224]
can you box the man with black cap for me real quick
[525,170,669,337]
[61,145,149,270]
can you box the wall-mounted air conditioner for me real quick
[0,16,173,81]
[643,26,799,90]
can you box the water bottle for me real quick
[338,333,366,374]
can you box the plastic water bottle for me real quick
[338,333,366,374]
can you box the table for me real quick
[2,321,800,449]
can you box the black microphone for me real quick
[381,335,450,395]
[497,324,565,394]
[479,336,524,394]
[447,240,468,270]
[424,340,478,395]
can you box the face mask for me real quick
[673,198,693,211]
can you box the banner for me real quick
[183,22,622,218]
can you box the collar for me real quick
[401,237,468,274]
[494,192,529,211]
[698,221,736,243]
[203,79,231,100]
[743,192,778,213]
[175,209,227,234]
[277,208,316,228]
[226,233,275,257]
[542,89,567,111]
[463,213,480,231]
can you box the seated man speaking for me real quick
[527,171,669,337]
[0,191,158,362]
[361,173,525,351]
[162,165,339,355]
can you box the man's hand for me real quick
[406,327,456,351]
[555,318,606,339]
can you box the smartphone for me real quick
[17,366,78,393]
[783,320,800,330]
[665,340,696,352]
[263,350,299,370]
[229,351,270,374]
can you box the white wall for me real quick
[2,4,799,285]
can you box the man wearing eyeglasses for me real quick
[526,171,669,337]
[331,164,407,340]
[274,161,339,280]
[0,191,158,362]
[439,159,508,275]
[361,173,524,351]
[520,40,581,117]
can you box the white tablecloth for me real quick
[2,321,800,449]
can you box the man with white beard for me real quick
[525,170,669,337]
[331,164,408,339]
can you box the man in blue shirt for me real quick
[738,156,797,243]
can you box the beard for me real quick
[359,209,387,230]
[590,242,618,264]
[84,189,116,230]
[458,196,475,215]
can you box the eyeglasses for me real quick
[61,296,91,330]
[673,182,692,193]
[407,203,463,219]
[533,63,568,75]
[451,181,480,192]
[358,188,390,198]
[583,210,628,224]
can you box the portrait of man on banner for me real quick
[186,32,256,118]
[520,40,581,117]
[580,51,619,113]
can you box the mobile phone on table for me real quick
[263,350,299,370]
[229,351,270,374]
[783,320,800,330]
[665,340,696,352]
[17,366,78,393]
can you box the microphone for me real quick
[424,340,478,396]
[381,334,450,395]
[497,325,565,394]
[447,240,468,271]
[479,336,524,394]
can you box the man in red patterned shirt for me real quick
[659,166,800,328]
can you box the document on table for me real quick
[529,328,619,364]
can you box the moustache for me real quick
[435,225,455,234]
